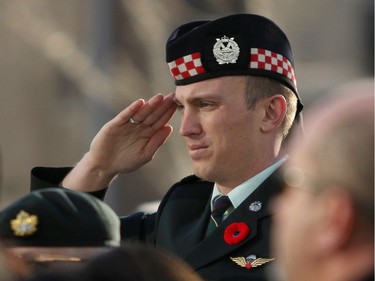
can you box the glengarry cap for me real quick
[166,14,303,115]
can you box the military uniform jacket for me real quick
[30,167,284,281]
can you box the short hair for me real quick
[296,88,374,227]
[74,245,204,281]
[308,103,374,224]
[245,76,298,139]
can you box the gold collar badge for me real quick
[10,210,38,236]
[230,255,275,270]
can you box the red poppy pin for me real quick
[224,222,250,245]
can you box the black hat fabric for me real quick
[166,14,303,114]
[0,188,120,247]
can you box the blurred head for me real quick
[32,244,204,281]
[0,188,120,273]
[81,244,204,281]
[0,243,31,281]
[166,14,301,189]
[271,79,374,281]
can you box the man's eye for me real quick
[200,102,215,109]
[176,104,184,111]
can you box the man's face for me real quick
[174,76,264,188]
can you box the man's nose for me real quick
[179,110,201,137]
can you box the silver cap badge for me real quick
[213,36,240,64]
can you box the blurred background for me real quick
[0,0,373,214]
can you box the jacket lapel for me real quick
[174,199,211,257]
[184,171,283,270]
[155,176,214,257]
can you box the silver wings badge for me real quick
[230,255,275,270]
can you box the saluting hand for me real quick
[62,93,177,192]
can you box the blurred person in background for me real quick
[0,242,31,281]
[29,13,303,281]
[28,244,204,281]
[0,188,120,276]
[270,80,374,281]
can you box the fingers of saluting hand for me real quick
[143,124,174,159]
[148,93,177,129]
[116,93,177,129]
[114,98,145,125]
[89,94,176,174]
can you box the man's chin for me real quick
[192,166,213,181]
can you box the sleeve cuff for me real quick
[30,166,108,200]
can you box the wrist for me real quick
[62,153,118,192]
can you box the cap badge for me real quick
[213,35,240,64]
[249,201,262,212]
[230,255,275,270]
[10,210,38,236]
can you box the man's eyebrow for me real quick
[173,95,221,105]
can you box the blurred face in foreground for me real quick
[270,165,321,281]
[8,246,113,274]
[270,87,374,281]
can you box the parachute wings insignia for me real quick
[230,255,275,270]
[251,258,275,267]
[230,257,250,268]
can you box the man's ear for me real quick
[314,188,355,254]
[260,95,287,133]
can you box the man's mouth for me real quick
[188,144,209,159]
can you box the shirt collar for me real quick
[211,156,288,209]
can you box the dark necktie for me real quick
[206,195,232,235]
